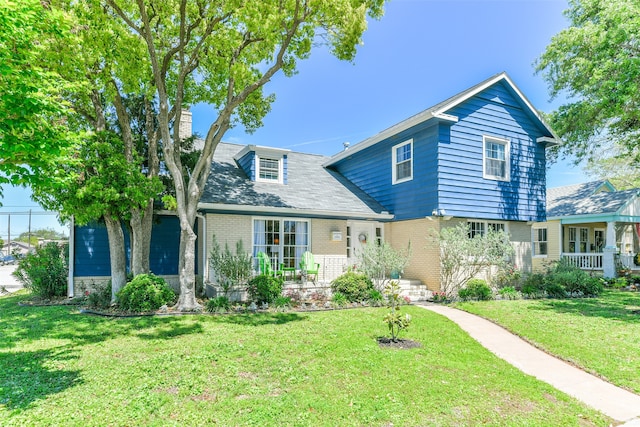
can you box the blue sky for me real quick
[1,0,587,237]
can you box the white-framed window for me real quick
[483,136,510,181]
[568,226,589,253]
[256,155,283,183]
[468,221,485,238]
[392,139,413,184]
[533,227,548,256]
[468,220,507,239]
[253,218,309,270]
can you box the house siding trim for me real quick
[197,203,394,221]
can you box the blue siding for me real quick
[74,215,196,277]
[331,123,440,219]
[437,81,547,221]
[236,151,255,180]
[330,80,548,222]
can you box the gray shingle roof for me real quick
[547,180,639,218]
[200,142,389,218]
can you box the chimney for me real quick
[178,109,192,141]
[343,141,350,151]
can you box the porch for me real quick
[559,221,640,276]
[562,253,637,272]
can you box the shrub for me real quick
[431,223,514,298]
[357,241,412,290]
[273,296,292,310]
[367,289,384,306]
[521,273,545,298]
[331,291,348,307]
[209,236,252,297]
[544,282,567,298]
[13,242,68,298]
[458,278,492,301]
[206,296,231,313]
[86,281,112,309]
[498,286,520,300]
[544,261,603,298]
[116,274,176,312]
[246,274,283,304]
[330,271,374,302]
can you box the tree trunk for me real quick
[104,214,127,303]
[173,203,200,311]
[130,201,154,276]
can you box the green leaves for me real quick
[536,0,640,163]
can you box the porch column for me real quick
[603,221,616,278]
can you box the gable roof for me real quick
[199,142,393,220]
[547,180,639,219]
[325,71,560,167]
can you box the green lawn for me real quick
[1,293,612,426]
[456,290,640,394]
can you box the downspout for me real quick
[196,213,207,283]
[67,216,75,298]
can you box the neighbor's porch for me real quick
[560,221,640,276]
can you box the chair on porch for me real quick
[257,252,283,278]
[299,251,320,284]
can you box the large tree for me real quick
[105,0,386,311]
[30,0,168,298]
[536,0,640,164]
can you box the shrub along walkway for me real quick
[418,304,640,426]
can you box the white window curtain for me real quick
[295,220,308,266]
[253,220,266,269]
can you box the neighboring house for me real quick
[532,180,640,277]
[69,71,559,296]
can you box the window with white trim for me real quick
[533,228,548,256]
[468,220,507,238]
[257,156,282,183]
[253,218,309,270]
[392,139,413,184]
[483,136,510,181]
[468,221,485,238]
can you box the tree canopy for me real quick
[0,0,81,190]
[104,0,386,310]
[536,0,640,164]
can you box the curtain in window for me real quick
[253,220,266,269]
[294,221,308,266]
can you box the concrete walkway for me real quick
[418,304,640,425]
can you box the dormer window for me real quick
[234,145,290,184]
[258,156,281,182]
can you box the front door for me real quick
[347,221,382,263]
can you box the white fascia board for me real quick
[323,112,456,167]
[198,202,395,221]
[433,72,561,142]
[233,144,290,161]
[536,136,560,147]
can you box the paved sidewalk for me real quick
[418,304,640,425]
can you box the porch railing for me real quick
[561,253,603,270]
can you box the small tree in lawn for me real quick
[430,223,514,299]
[382,281,411,342]
[357,241,412,291]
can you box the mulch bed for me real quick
[377,337,422,350]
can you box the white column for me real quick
[603,221,617,277]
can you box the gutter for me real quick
[197,202,395,221]
[67,216,75,298]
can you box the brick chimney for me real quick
[178,109,192,141]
